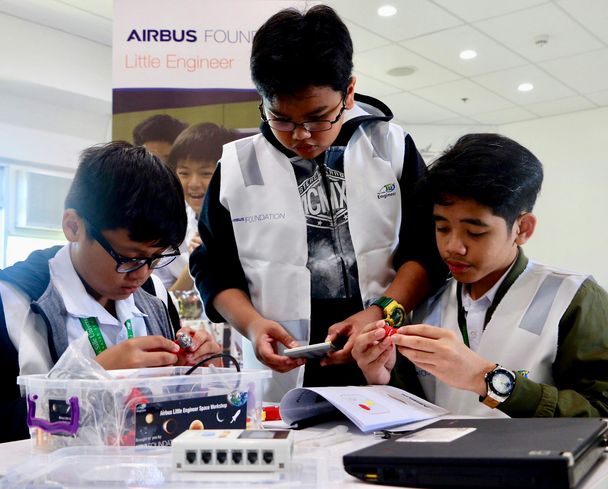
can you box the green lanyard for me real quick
[455,251,529,348]
[79,317,134,355]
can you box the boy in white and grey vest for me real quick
[0,142,220,441]
[353,133,608,418]
[190,5,445,401]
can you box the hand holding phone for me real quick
[283,341,336,359]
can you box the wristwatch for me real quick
[371,296,405,328]
[481,365,516,408]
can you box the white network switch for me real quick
[172,429,293,472]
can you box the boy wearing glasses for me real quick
[0,142,220,441]
[190,5,442,400]
[352,134,608,417]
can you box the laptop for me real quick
[343,418,607,489]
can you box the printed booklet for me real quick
[279,384,448,433]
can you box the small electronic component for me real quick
[175,332,194,350]
[172,429,293,472]
[383,322,398,338]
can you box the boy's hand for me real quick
[248,318,305,373]
[393,324,495,396]
[96,336,180,370]
[321,306,384,366]
[174,326,222,367]
[188,233,202,254]
[351,320,396,384]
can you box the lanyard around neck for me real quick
[456,286,470,347]
[79,317,134,355]
[455,251,528,348]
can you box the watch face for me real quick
[490,371,515,396]
[388,306,405,327]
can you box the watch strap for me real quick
[481,395,501,408]
[371,296,393,309]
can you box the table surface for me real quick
[1,420,607,488]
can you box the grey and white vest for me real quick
[220,112,407,400]
[413,261,589,417]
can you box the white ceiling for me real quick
[1,0,607,126]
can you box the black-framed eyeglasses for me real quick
[85,219,181,273]
[259,98,346,133]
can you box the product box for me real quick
[17,366,270,451]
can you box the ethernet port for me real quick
[216,450,228,464]
[185,450,197,464]
[232,450,243,464]
[247,450,258,464]
[201,451,212,464]
[262,451,274,464]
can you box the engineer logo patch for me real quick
[377,183,397,199]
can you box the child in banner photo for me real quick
[352,133,608,418]
[0,142,221,442]
[154,122,238,292]
[190,5,445,401]
[132,114,188,163]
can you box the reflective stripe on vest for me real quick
[220,116,407,400]
[416,261,589,417]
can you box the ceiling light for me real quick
[459,49,477,60]
[518,82,534,92]
[387,66,417,77]
[377,5,397,17]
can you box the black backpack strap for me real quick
[0,294,19,399]
[0,245,60,300]
[0,293,30,441]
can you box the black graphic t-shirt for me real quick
[193,94,446,330]
[192,94,446,390]
[291,147,360,300]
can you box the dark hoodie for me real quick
[190,93,445,389]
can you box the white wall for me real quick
[407,109,608,289]
[0,13,111,172]
[407,123,496,160]
[500,107,608,288]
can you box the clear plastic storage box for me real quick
[0,445,327,489]
[17,366,270,451]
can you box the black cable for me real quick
[373,429,413,439]
[184,353,241,375]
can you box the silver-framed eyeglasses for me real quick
[85,219,181,273]
[259,98,346,132]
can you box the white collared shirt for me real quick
[460,260,516,351]
[152,202,198,289]
[49,245,148,348]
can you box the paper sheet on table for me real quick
[280,384,448,433]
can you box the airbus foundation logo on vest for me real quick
[377,183,397,199]
[232,213,286,224]
[299,168,348,229]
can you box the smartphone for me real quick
[283,341,336,359]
